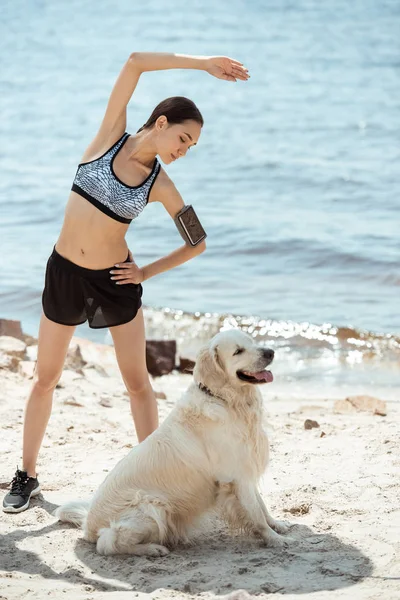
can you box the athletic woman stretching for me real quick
[3,51,250,513]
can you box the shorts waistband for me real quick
[50,246,130,279]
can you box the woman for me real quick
[3,51,250,513]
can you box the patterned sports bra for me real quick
[71,132,161,224]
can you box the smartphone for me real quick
[175,205,207,246]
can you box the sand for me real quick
[0,335,399,600]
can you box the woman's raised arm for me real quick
[132,52,249,82]
[100,52,249,135]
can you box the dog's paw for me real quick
[261,531,294,548]
[142,543,170,557]
[269,519,292,535]
[96,528,117,556]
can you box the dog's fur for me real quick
[55,329,292,556]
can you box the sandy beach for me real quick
[1,329,399,600]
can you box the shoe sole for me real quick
[2,485,41,513]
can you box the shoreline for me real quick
[6,303,400,393]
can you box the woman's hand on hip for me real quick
[204,56,250,82]
[109,250,144,284]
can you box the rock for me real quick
[99,396,112,408]
[0,351,19,371]
[70,336,119,377]
[145,340,176,377]
[178,356,195,373]
[64,344,87,374]
[0,336,27,359]
[334,395,387,416]
[21,333,38,346]
[320,431,326,438]
[0,319,24,340]
[18,361,36,379]
[57,369,83,388]
[83,362,109,377]
[63,396,84,407]
[304,419,320,430]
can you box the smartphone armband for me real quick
[174,205,207,247]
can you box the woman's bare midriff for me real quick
[55,191,131,269]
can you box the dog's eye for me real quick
[233,348,244,356]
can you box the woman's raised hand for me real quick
[204,56,250,82]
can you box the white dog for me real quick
[55,329,292,555]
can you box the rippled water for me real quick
[1,0,399,386]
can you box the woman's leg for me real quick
[22,312,77,476]
[109,307,158,443]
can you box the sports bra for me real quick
[71,132,161,224]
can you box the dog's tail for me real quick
[54,499,91,529]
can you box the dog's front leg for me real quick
[255,489,292,535]
[235,483,289,547]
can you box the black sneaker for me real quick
[2,468,41,513]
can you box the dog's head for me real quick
[193,329,274,390]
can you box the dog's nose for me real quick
[262,348,274,361]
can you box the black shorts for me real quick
[42,246,143,328]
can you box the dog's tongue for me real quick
[244,370,273,383]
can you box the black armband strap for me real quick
[174,205,207,246]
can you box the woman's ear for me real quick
[156,115,168,130]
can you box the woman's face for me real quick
[155,117,202,164]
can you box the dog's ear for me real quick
[194,344,224,383]
[212,344,225,373]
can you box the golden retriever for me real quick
[55,329,292,555]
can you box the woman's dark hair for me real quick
[137,96,204,133]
